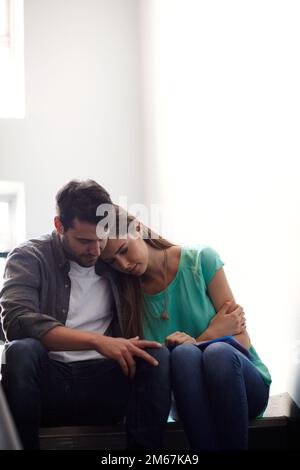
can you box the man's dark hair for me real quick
[56,179,112,231]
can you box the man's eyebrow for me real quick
[76,237,95,242]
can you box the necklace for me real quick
[142,248,170,343]
[160,249,170,320]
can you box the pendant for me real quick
[160,310,169,320]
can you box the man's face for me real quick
[60,218,107,267]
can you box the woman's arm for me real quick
[196,267,251,349]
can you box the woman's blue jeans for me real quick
[170,342,270,450]
[1,338,171,449]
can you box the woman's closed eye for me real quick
[104,246,128,264]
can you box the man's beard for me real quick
[61,237,98,267]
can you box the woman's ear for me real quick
[54,216,64,235]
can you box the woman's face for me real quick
[100,233,149,276]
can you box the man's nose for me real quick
[89,242,101,257]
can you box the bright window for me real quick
[0,0,10,46]
[0,0,25,118]
[0,201,11,290]
[0,182,26,290]
[0,256,7,290]
[0,201,11,252]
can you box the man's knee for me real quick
[138,346,170,376]
[2,338,48,371]
[147,345,170,362]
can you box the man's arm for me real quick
[1,247,162,378]
[0,248,63,341]
[41,326,162,379]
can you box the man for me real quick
[0,180,171,449]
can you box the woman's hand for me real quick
[208,300,246,338]
[204,268,250,348]
[165,331,196,347]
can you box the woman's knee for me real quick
[170,343,201,370]
[202,342,240,372]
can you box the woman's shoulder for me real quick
[181,244,220,260]
[180,244,224,274]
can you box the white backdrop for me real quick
[140,0,300,400]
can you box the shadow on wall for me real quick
[293,370,300,408]
[291,314,300,409]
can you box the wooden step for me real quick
[39,393,300,450]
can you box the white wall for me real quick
[0,0,144,238]
[140,0,300,399]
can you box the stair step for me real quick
[39,393,300,450]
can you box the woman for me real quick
[100,206,271,450]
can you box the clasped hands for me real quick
[165,300,246,347]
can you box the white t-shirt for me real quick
[48,261,114,362]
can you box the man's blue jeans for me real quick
[1,339,171,449]
[170,342,270,450]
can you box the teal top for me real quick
[143,245,272,389]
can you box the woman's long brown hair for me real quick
[112,205,174,339]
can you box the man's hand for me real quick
[94,335,162,379]
[208,300,246,338]
[165,331,196,347]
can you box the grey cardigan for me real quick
[0,231,122,341]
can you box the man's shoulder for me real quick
[12,233,52,251]
[1,233,60,283]
[7,233,58,265]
